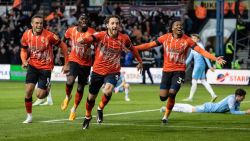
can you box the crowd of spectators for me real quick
[3,1,248,69]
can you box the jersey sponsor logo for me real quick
[98,42,121,69]
[29,47,52,64]
[164,41,187,64]
[71,43,87,58]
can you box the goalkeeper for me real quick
[160,88,250,114]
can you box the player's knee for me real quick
[102,88,112,96]
[37,93,47,99]
[192,79,198,85]
[102,87,112,95]
[102,84,114,96]
[77,88,84,95]
[66,77,75,85]
[87,96,95,104]
[160,96,168,101]
[167,93,176,99]
[200,79,207,84]
[77,85,84,94]
[169,89,177,94]
[25,89,33,96]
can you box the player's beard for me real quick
[34,27,43,35]
[81,25,88,32]
[109,28,118,38]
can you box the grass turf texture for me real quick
[0,81,249,141]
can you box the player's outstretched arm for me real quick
[193,46,226,65]
[185,51,193,65]
[215,56,226,65]
[136,63,143,73]
[134,41,157,51]
[130,46,143,73]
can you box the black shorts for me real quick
[89,72,120,95]
[26,65,51,90]
[160,71,185,92]
[68,61,91,85]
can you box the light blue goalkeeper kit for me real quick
[195,95,246,114]
[186,42,212,79]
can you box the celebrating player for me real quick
[78,15,143,129]
[20,15,69,123]
[60,14,95,121]
[135,19,226,124]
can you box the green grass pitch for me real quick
[0,81,249,141]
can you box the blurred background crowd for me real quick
[0,0,249,69]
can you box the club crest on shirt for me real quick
[84,32,90,37]
[41,37,45,43]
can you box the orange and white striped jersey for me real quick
[21,29,60,70]
[64,26,95,66]
[157,33,196,72]
[92,31,133,75]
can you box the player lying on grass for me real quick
[160,88,250,115]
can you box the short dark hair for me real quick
[235,88,246,96]
[79,13,88,20]
[104,15,121,25]
[31,15,43,22]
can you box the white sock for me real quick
[66,95,70,99]
[172,103,193,113]
[47,90,53,103]
[162,115,167,119]
[188,79,197,99]
[201,80,217,97]
[125,88,129,98]
[27,113,32,118]
[71,107,76,112]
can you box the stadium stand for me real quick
[0,0,249,69]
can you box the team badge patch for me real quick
[41,37,45,43]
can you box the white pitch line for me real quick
[242,101,250,103]
[40,109,160,123]
[40,121,250,131]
